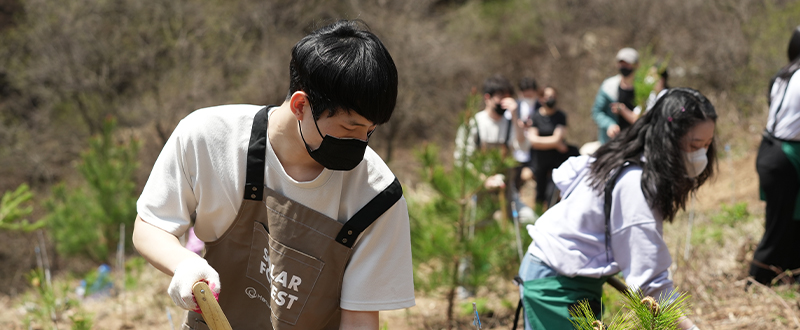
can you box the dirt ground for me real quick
[2,152,800,329]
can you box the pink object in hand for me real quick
[185,227,205,255]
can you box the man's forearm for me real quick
[340,310,379,330]
[133,215,201,276]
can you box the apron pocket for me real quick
[182,314,210,330]
[246,221,324,326]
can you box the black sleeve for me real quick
[554,110,567,127]
[529,112,540,129]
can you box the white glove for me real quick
[168,258,221,311]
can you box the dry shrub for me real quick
[1,0,797,189]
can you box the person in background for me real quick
[454,74,530,297]
[526,86,578,215]
[518,88,715,330]
[750,25,800,285]
[591,47,640,144]
[454,74,530,189]
[510,77,541,220]
[515,77,541,128]
[645,65,670,113]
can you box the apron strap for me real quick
[504,117,512,146]
[473,118,481,147]
[769,77,792,134]
[335,177,403,248]
[244,106,276,201]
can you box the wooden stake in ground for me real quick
[192,281,232,330]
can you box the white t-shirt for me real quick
[767,70,800,141]
[526,155,674,300]
[454,110,530,161]
[137,104,416,311]
[507,100,535,163]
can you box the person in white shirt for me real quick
[509,77,541,218]
[452,74,532,297]
[750,25,800,285]
[454,74,531,215]
[132,20,414,330]
[455,74,529,162]
[518,88,716,330]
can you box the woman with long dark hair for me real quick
[517,88,716,330]
[750,25,800,285]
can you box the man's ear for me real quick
[289,92,309,120]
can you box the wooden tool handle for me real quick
[606,276,629,294]
[192,281,232,330]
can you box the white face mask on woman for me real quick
[684,148,708,178]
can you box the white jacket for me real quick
[526,155,674,299]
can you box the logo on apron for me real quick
[246,222,325,325]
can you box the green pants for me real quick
[522,275,607,329]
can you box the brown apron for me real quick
[183,107,403,330]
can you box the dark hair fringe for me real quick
[588,87,717,222]
[288,19,398,125]
[483,74,514,97]
[518,77,538,91]
[543,86,558,95]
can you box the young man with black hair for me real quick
[454,74,530,209]
[453,74,530,298]
[454,74,532,226]
[132,20,414,330]
[455,74,529,163]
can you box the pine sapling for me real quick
[570,287,692,330]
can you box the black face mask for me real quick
[545,98,557,108]
[299,118,370,171]
[619,67,635,77]
[494,103,506,115]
